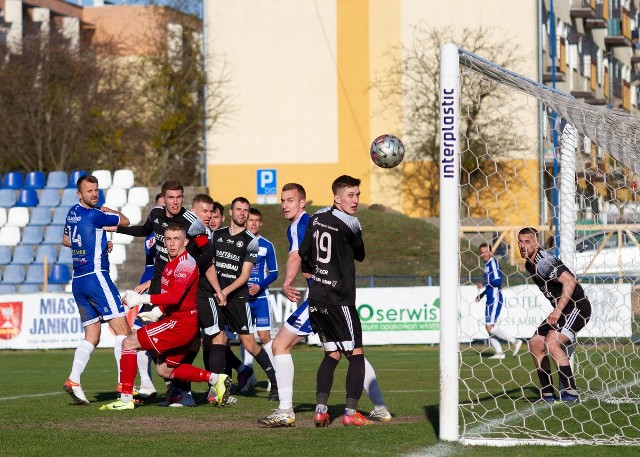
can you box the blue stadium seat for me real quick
[0,246,11,264]
[15,189,39,207]
[2,172,24,189]
[24,264,45,284]
[43,225,65,245]
[0,189,16,208]
[49,264,72,284]
[68,170,87,188]
[61,188,78,206]
[97,189,105,207]
[21,226,44,245]
[35,245,57,264]
[0,284,16,294]
[52,206,71,225]
[2,265,25,284]
[24,171,46,190]
[38,188,61,207]
[46,284,64,292]
[57,247,72,265]
[18,284,39,293]
[28,207,52,226]
[45,171,67,189]
[12,245,35,265]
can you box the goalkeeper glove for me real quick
[137,307,163,323]
[187,214,208,237]
[122,291,151,309]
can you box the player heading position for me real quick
[299,175,372,426]
[62,174,131,405]
[101,223,230,410]
[518,227,591,403]
[476,243,522,359]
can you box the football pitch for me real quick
[1,345,638,457]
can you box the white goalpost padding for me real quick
[439,43,640,446]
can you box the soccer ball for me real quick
[370,134,405,168]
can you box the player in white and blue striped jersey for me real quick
[476,242,521,359]
[62,174,131,405]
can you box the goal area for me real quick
[439,43,640,446]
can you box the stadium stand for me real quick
[2,172,23,189]
[52,206,71,225]
[61,188,78,206]
[28,207,52,226]
[46,284,64,292]
[21,226,44,245]
[120,204,142,225]
[18,284,39,293]
[12,245,35,265]
[15,189,39,207]
[112,232,133,245]
[127,187,150,207]
[67,170,87,188]
[49,264,71,284]
[105,187,127,208]
[97,189,106,207]
[35,245,58,264]
[109,244,126,264]
[24,264,45,284]
[0,189,17,207]
[0,226,21,246]
[45,171,67,189]
[43,225,64,245]
[38,188,61,207]
[0,246,11,264]
[7,207,29,227]
[0,284,16,294]
[111,169,135,189]
[0,207,6,226]
[57,247,72,264]
[92,169,112,189]
[24,171,46,190]
[2,264,25,284]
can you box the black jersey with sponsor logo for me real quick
[298,206,365,307]
[525,249,590,314]
[117,206,211,293]
[212,226,259,301]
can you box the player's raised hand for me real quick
[122,291,150,308]
[134,280,151,294]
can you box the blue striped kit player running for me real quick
[475,243,522,359]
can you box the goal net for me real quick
[439,43,640,446]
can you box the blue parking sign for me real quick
[257,169,277,195]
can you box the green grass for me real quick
[2,346,640,456]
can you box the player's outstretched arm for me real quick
[100,206,130,227]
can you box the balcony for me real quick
[605,12,633,48]
[570,0,596,18]
[585,3,608,29]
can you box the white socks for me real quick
[114,335,126,382]
[263,340,275,367]
[70,340,95,383]
[240,345,254,368]
[490,326,516,345]
[489,336,503,354]
[274,353,294,410]
[363,358,385,408]
[137,350,154,389]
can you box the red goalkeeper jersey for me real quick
[149,251,199,320]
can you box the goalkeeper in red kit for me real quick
[100,223,231,410]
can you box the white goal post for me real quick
[439,43,640,446]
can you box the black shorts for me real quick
[535,305,591,344]
[308,301,362,352]
[221,298,254,335]
[197,294,222,336]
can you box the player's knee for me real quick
[528,337,544,353]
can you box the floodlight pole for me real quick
[439,43,460,442]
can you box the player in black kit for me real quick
[207,197,278,402]
[298,175,372,426]
[518,227,591,403]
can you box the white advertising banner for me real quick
[462,283,633,341]
[0,284,632,349]
[0,293,135,349]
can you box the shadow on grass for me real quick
[424,404,439,436]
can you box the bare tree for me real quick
[374,25,527,217]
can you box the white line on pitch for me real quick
[0,392,63,401]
